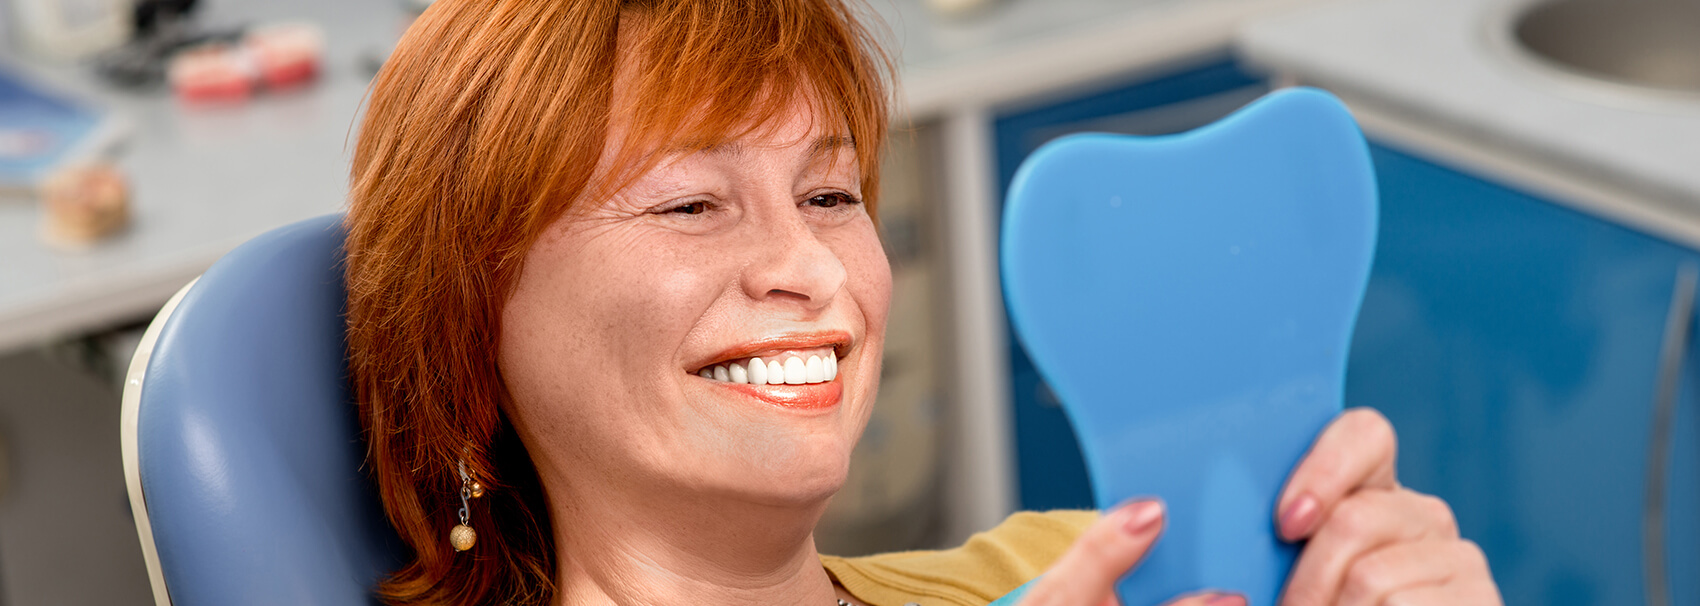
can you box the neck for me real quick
[546,472,839,606]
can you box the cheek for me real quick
[842,225,893,332]
[498,225,730,440]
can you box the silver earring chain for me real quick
[457,458,472,526]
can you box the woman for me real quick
[343,1,1502,604]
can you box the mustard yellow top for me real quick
[820,510,1098,606]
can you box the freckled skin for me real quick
[498,100,891,515]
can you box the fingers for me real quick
[1275,409,1503,606]
[1334,539,1482,606]
[1021,500,1165,606]
[1278,408,1399,541]
[1025,500,1256,606]
[1380,548,1502,606]
[1382,586,1456,606]
[1281,489,1460,606]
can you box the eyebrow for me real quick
[809,134,856,156]
[684,134,856,158]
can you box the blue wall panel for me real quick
[1351,143,1689,605]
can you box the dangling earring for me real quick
[451,458,485,552]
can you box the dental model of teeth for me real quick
[698,352,838,385]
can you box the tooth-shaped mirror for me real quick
[997,88,1378,606]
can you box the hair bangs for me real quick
[598,0,892,213]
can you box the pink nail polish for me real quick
[1122,500,1163,535]
[1279,493,1319,540]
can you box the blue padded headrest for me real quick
[137,213,402,605]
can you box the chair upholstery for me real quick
[997,88,1378,605]
[121,213,402,606]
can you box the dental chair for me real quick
[118,87,1375,606]
[996,87,1378,605]
[121,213,403,606]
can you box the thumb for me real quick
[1021,500,1165,606]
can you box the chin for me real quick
[712,436,855,508]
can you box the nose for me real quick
[740,207,848,311]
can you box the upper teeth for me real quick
[697,352,838,385]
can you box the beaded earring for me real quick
[450,458,485,552]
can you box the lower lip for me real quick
[718,381,843,410]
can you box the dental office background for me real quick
[1,0,1696,604]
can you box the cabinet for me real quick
[1353,143,1696,606]
[992,64,1699,605]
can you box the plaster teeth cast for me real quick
[699,352,839,385]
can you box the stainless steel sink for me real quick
[1508,0,1700,96]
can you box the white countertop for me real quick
[881,0,1321,116]
[0,0,403,350]
[1237,0,1700,240]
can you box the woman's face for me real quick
[498,99,891,508]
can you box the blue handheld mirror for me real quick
[995,88,1378,606]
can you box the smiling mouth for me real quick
[689,331,850,385]
[694,350,838,385]
[689,333,849,409]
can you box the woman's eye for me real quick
[807,192,861,208]
[668,201,709,215]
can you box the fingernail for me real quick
[1122,500,1163,535]
[1279,493,1319,540]
[1206,593,1246,606]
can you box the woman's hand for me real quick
[1023,408,1499,606]
[1020,499,1246,606]
[1276,408,1502,605]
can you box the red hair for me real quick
[343,0,891,603]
